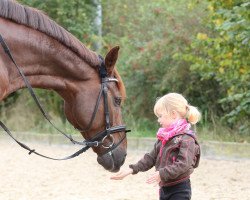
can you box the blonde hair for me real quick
[154,93,201,125]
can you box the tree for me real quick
[102,0,208,131]
[183,0,250,133]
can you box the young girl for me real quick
[111,93,201,200]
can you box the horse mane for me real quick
[0,0,99,67]
[0,0,126,98]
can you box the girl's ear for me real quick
[104,46,120,76]
[171,110,179,119]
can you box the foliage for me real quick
[102,0,209,131]
[18,0,98,47]
[1,0,249,140]
[183,0,250,134]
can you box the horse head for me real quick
[63,46,127,172]
[0,0,128,172]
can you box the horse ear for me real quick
[104,46,120,75]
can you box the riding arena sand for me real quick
[0,135,249,200]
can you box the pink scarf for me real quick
[157,119,191,156]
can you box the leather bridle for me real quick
[0,33,129,160]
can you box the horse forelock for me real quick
[0,0,99,67]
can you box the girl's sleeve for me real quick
[159,137,197,181]
[129,141,159,174]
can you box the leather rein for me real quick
[0,33,129,160]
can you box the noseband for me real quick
[75,55,129,155]
[0,33,129,160]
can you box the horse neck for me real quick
[1,21,98,98]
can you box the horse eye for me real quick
[114,97,122,106]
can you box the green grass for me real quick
[124,112,250,143]
[1,93,249,143]
[128,125,250,143]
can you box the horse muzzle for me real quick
[97,147,127,172]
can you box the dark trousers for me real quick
[159,179,191,200]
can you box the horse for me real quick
[0,0,127,172]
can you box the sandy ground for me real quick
[0,138,249,200]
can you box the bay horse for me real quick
[0,0,127,172]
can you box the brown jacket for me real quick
[129,132,200,187]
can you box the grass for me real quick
[1,93,249,143]
[124,114,250,143]
[123,111,250,143]
[128,125,250,143]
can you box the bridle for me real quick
[0,33,129,160]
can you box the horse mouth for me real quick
[97,150,127,172]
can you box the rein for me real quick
[0,33,129,160]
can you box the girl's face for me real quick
[157,111,181,128]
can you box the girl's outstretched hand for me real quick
[110,168,133,180]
